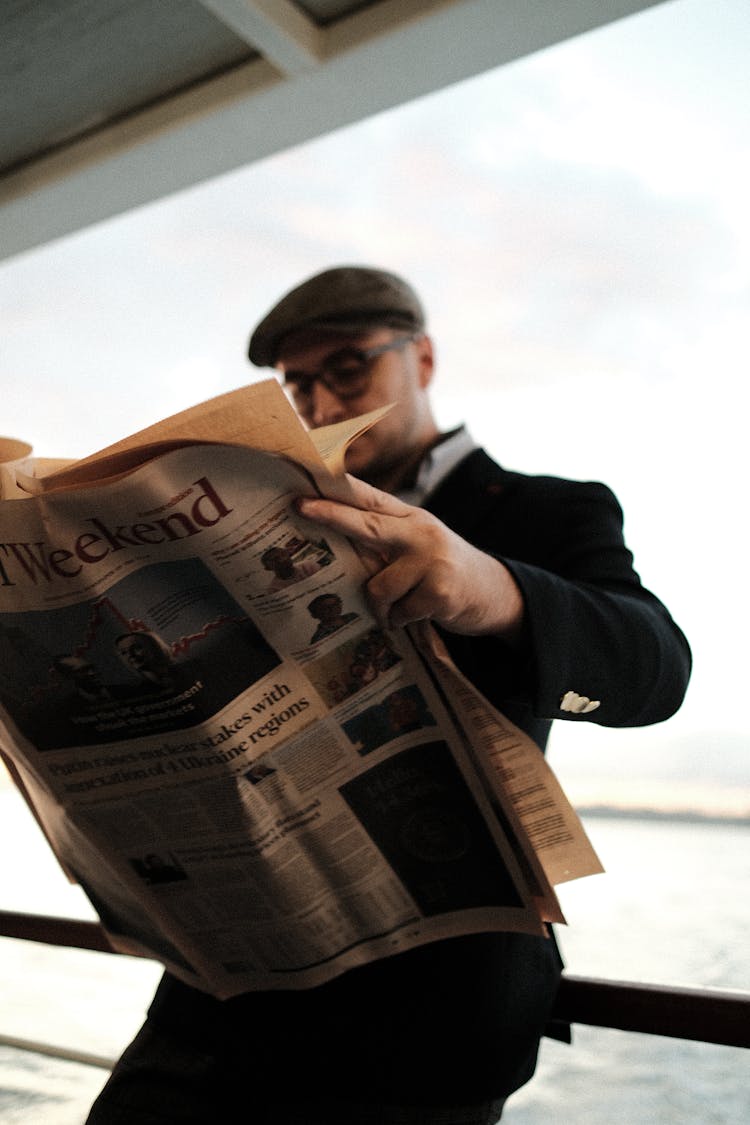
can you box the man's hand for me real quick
[296,476,525,641]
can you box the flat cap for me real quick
[248,265,426,367]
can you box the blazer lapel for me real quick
[424,447,511,542]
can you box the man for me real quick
[54,654,114,705]
[306,591,360,643]
[260,544,326,591]
[87,267,691,1124]
[114,631,179,692]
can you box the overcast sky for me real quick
[1,0,748,813]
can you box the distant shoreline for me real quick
[577,804,750,827]
[3,770,748,827]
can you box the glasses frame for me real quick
[280,333,419,401]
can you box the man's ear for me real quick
[416,334,435,389]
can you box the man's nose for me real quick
[308,380,347,427]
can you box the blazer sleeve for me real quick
[432,468,692,731]
[501,479,691,727]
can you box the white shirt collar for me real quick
[396,426,477,507]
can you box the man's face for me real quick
[262,547,291,574]
[117,635,154,672]
[311,595,342,622]
[75,661,102,686]
[276,328,437,486]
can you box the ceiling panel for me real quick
[2,0,254,173]
[0,0,666,261]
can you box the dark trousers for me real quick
[86,1022,506,1125]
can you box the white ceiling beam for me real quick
[0,56,282,206]
[0,0,667,262]
[196,0,323,74]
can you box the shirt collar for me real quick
[396,426,477,507]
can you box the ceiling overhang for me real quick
[0,0,666,262]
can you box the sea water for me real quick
[0,789,748,1124]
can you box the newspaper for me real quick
[0,382,602,998]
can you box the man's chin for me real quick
[343,444,375,481]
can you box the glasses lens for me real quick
[283,371,313,396]
[322,350,369,396]
[283,339,409,401]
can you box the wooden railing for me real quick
[1,908,748,1065]
[553,974,749,1049]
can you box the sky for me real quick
[1,0,748,813]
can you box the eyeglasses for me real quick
[281,334,419,401]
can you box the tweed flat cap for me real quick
[248,266,426,367]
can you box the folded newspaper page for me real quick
[0,383,602,998]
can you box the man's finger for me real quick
[295,492,414,554]
[295,497,389,550]
[340,474,413,516]
[298,475,411,523]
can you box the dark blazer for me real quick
[148,448,691,1103]
[426,448,691,743]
